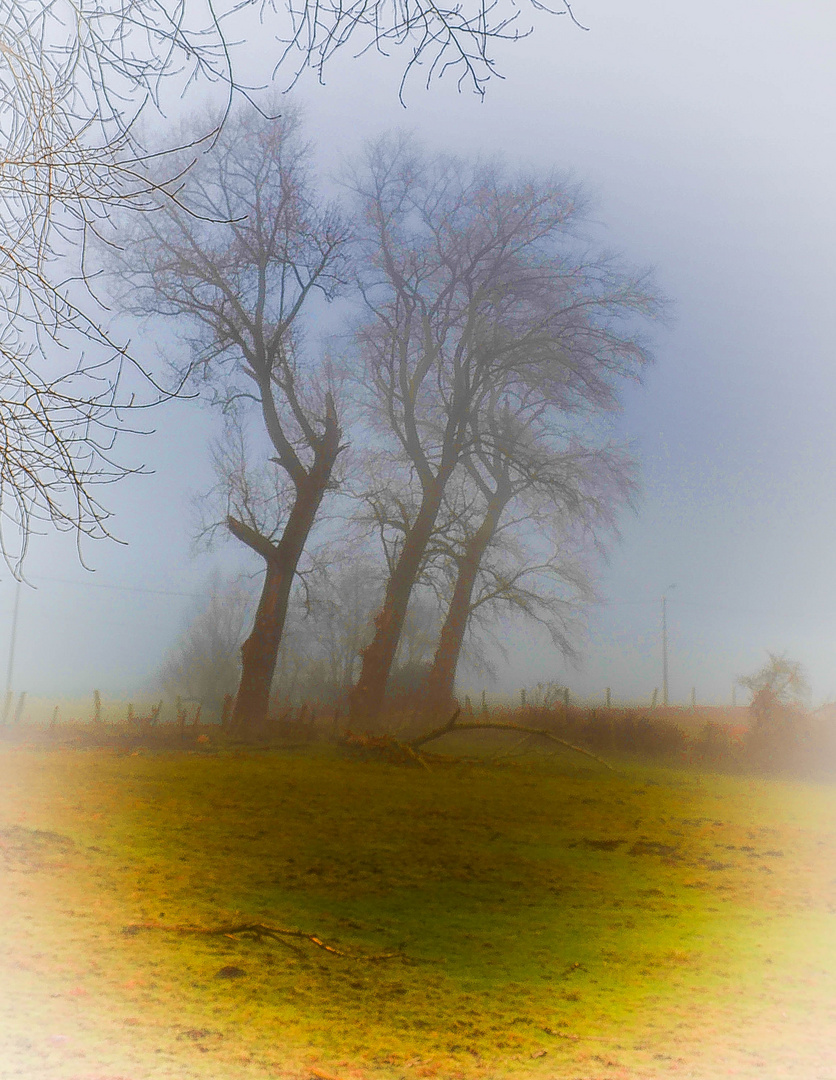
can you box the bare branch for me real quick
[104,104,347,736]
[2,0,583,565]
[226,513,281,562]
[409,713,614,771]
[123,919,401,960]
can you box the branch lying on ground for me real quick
[121,921,404,961]
[409,710,616,772]
[341,708,614,771]
[409,708,461,749]
[341,729,433,769]
[489,731,535,762]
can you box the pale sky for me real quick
[4,0,836,709]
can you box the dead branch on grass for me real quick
[489,731,536,762]
[340,730,432,770]
[410,710,615,771]
[409,709,462,749]
[121,920,403,961]
[342,706,614,771]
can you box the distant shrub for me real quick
[692,721,738,765]
[736,652,812,771]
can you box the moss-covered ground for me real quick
[0,744,834,1079]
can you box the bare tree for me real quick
[2,0,581,569]
[309,558,383,700]
[157,571,253,715]
[273,0,587,100]
[271,553,439,708]
[346,136,662,726]
[422,399,632,712]
[111,104,350,737]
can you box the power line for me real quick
[2,576,203,600]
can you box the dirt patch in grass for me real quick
[0,746,834,1079]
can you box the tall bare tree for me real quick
[422,397,633,712]
[2,0,581,569]
[347,136,662,726]
[111,105,350,737]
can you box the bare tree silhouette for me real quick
[422,400,634,713]
[110,104,350,738]
[346,136,662,726]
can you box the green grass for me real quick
[0,744,834,1078]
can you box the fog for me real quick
[3,0,836,709]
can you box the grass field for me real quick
[0,742,834,1079]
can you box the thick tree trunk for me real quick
[230,427,340,740]
[231,557,293,739]
[424,495,507,714]
[348,478,447,728]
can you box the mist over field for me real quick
[3,3,836,715]
[2,6,836,1078]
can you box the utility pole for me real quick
[661,584,676,707]
[2,579,22,725]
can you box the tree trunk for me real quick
[348,478,447,728]
[424,494,507,714]
[230,432,340,740]
[231,558,292,739]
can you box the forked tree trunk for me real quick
[230,435,340,740]
[348,477,448,728]
[424,494,507,714]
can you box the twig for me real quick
[121,920,403,961]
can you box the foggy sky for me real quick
[3,0,836,708]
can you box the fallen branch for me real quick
[402,742,432,770]
[340,730,431,769]
[410,715,615,772]
[489,731,536,762]
[121,921,403,961]
[409,709,461,750]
